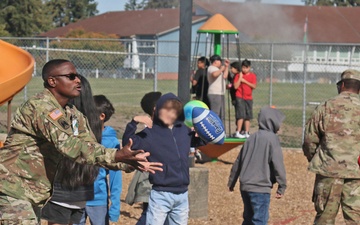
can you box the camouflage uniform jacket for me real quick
[0,89,127,205]
[303,91,360,178]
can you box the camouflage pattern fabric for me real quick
[0,89,128,219]
[313,175,360,225]
[303,91,360,178]
[0,193,40,225]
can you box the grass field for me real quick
[0,77,337,147]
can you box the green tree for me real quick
[144,0,179,9]
[0,0,52,36]
[125,0,147,10]
[46,0,98,27]
[0,24,10,37]
[303,0,360,6]
[50,29,125,71]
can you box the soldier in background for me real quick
[0,59,163,224]
[303,69,360,224]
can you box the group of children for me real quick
[45,58,286,225]
[190,57,286,225]
[124,59,284,225]
[192,56,257,139]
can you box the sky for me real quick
[96,0,304,14]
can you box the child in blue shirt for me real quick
[77,95,122,225]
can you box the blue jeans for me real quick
[146,190,189,225]
[137,203,169,225]
[241,191,270,225]
[74,205,109,225]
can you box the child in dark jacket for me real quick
[228,106,287,225]
[125,91,169,225]
[123,93,205,225]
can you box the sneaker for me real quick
[235,132,246,139]
[245,132,250,138]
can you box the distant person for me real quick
[228,106,287,225]
[207,55,229,123]
[232,59,257,139]
[191,56,210,107]
[227,66,237,107]
[76,95,122,225]
[303,69,360,224]
[123,93,206,225]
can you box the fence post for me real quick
[269,43,274,106]
[349,46,355,67]
[302,43,309,143]
[24,86,28,101]
[142,62,146,80]
[46,37,49,62]
[154,39,158,91]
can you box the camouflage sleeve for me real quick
[302,104,325,162]
[34,108,127,170]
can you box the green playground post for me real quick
[214,33,221,55]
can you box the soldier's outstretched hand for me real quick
[116,139,163,173]
[138,161,163,174]
[115,138,146,162]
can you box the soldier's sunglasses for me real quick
[51,73,81,80]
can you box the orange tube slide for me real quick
[0,40,34,106]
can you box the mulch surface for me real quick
[39,148,347,225]
[118,148,346,225]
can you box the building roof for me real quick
[40,8,207,38]
[195,1,360,43]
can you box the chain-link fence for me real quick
[1,37,359,147]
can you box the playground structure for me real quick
[0,14,243,158]
[193,14,245,158]
[0,40,34,136]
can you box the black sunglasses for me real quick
[51,73,81,81]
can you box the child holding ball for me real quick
[123,93,206,225]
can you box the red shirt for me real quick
[233,72,257,100]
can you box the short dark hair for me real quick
[210,55,222,64]
[230,61,241,72]
[242,59,251,67]
[162,99,183,116]
[342,79,360,92]
[42,59,70,81]
[93,95,115,122]
[198,56,210,67]
[141,92,162,116]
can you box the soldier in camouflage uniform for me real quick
[303,69,360,225]
[0,59,163,224]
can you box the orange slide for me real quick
[0,39,34,106]
[0,40,34,146]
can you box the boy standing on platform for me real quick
[233,59,257,139]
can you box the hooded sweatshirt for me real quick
[122,93,204,194]
[228,106,287,194]
[86,126,122,222]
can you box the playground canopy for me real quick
[197,13,238,34]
